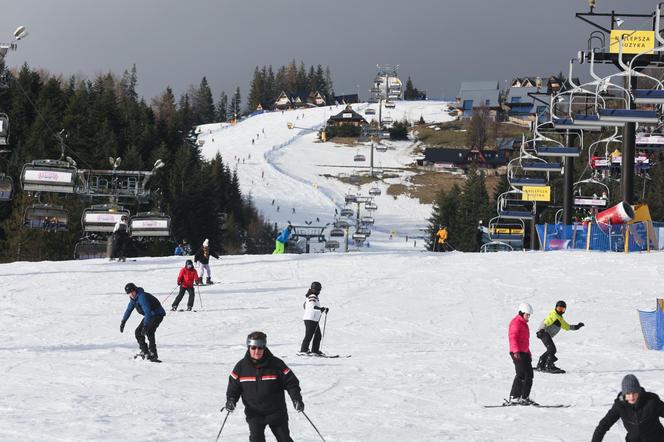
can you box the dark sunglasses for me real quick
[249,346,265,351]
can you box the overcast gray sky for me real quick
[0,0,658,102]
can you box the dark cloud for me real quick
[0,0,658,101]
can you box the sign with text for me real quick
[521,186,551,202]
[609,30,655,54]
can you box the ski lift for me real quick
[74,237,108,260]
[0,174,13,201]
[365,108,376,115]
[349,172,360,184]
[356,227,371,237]
[369,187,381,196]
[340,208,354,217]
[382,115,393,124]
[82,204,130,233]
[352,232,366,242]
[497,191,532,220]
[0,113,9,145]
[375,145,387,153]
[361,216,375,225]
[21,159,77,193]
[344,194,357,204]
[23,203,69,231]
[480,241,514,253]
[329,227,345,237]
[129,212,171,237]
[354,153,366,162]
[334,219,350,229]
[325,240,340,250]
[384,101,396,109]
[487,216,525,245]
[365,202,378,211]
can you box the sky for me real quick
[0,0,659,104]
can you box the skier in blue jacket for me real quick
[120,282,166,362]
[272,225,292,254]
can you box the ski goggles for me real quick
[247,338,267,349]
[249,346,265,351]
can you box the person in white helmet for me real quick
[507,303,537,405]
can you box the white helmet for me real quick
[518,303,533,315]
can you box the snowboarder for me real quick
[120,282,166,362]
[172,259,199,311]
[535,300,584,373]
[507,303,536,405]
[112,215,130,261]
[194,239,220,285]
[300,282,329,355]
[592,374,664,441]
[272,225,292,254]
[225,331,304,441]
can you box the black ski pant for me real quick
[172,287,195,309]
[113,234,129,259]
[247,416,293,442]
[509,352,533,399]
[135,315,163,357]
[300,319,321,353]
[537,331,557,368]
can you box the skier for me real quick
[535,300,584,373]
[194,239,220,285]
[507,303,537,405]
[592,374,664,441]
[174,242,184,256]
[436,226,449,252]
[299,282,329,355]
[172,259,199,311]
[272,225,292,254]
[120,282,166,362]
[181,239,192,255]
[225,331,304,441]
[112,215,130,261]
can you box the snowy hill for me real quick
[1,251,662,441]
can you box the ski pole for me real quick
[301,410,326,442]
[161,285,179,304]
[197,284,203,310]
[215,407,231,442]
[321,311,328,340]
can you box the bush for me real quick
[389,121,409,140]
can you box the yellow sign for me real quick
[522,186,551,202]
[609,30,655,55]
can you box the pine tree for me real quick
[194,77,215,124]
[230,87,241,120]
[426,185,460,251]
[404,76,415,100]
[217,91,228,122]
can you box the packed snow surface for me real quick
[1,251,662,441]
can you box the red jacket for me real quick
[177,267,199,288]
[508,314,530,355]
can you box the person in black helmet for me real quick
[535,300,584,373]
[120,282,166,361]
[225,331,303,442]
[299,281,329,356]
[112,215,130,261]
[172,259,199,311]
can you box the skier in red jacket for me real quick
[172,259,199,311]
[507,303,536,405]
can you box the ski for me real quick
[296,352,351,358]
[484,403,570,408]
[177,309,197,312]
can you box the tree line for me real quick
[0,63,276,262]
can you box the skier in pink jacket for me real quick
[507,303,536,406]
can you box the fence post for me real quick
[586,223,592,251]
[624,225,630,254]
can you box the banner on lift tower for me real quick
[609,30,655,55]
[522,186,550,202]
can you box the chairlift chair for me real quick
[497,191,532,220]
[74,238,109,260]
[384,101,396,109]
[487,216,525,244]
[357,227,371,237]
[0,113,9,145]
[129,212,171,237]
[330,227,345,237]
[21,159,77,193]
[23,204,69,231]
[361,216,375,225]
[369,187,381,196]
[365,202,378,211]
[349,172,360,184]
[82,205,130,233]
[0,174,13,201]
[352,232,367,242]
[353,153,366,162]
[382,115,393,124]
[375,145,388,153]
[340,208,354,217]
[344,194,357,204]
[480,241,515,253]
[334,219,350,229]
[365,108,376,115]
[325,240,340,250]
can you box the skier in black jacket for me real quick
[225,331,303,442]
[193,238,220,284]
[592,374,664,442]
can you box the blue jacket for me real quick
[174,246,184,256]
[121,288,166,326]
[276,227,291,243]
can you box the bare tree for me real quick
[466,106,491,149]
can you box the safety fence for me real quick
[535,222,664,252]
[638,299,664,350]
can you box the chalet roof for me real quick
[328,105,367,123]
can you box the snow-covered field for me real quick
[1,251,662,441]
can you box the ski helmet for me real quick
[518,303,533,315]
[185,259,193,267]
[246,331,267,348]
[124,282,137,294]
[310,281,322,294]
[555,300,567,309]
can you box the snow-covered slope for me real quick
[1,251,661,441]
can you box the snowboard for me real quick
[134,353,162,363]
[296,352,351,359]
[484,399,569,408]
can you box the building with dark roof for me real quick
[452,81,502,121]
[327,105,367,127]
[419,147,507,170]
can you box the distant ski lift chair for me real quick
[21,159,77,193]
[357,227,371,237]
[334,219,350,229]
[352,232,367,243]
[573,178,609,210]
[497,191,532,220]
[480,241,514,253]
[129,212,171,237]
[361,216,375,225]
[382,115,393,124]
[340,208,354,217]
[369,187,381,196]
[375,144,388,153]
[488,216,525,247]
[82,205,130,233]
[325,240,340,251]
[365,108,376,115]
[354,153,366,162]
[0,113,9,145]
[344,194,357,204]
[74,237,108,260]
[384,101,396,109]
[23,204,69,231]
[0,174,13,201]
[365,202,378,211]
[330,227,345,237]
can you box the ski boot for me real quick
[134,350,148,360]
[186,306,192,311]
[503,397,523,406]
[520,397,539,406]
[195,278,202,286]
[147,351,161,362]
[544,364,566,374]
[206,277,212,285]
[310,350,324,357]
[171,306,177,311]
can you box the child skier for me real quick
[299,281,329,356]
[172,259,199,311]
[535,300,584,373]
[194,239,220,285]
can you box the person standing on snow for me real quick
[272,225,292,254]
[120,282,166,362]
[172,259,199,311]
[535,300,584,373]
[299,282,329,355]
[592,374,664,441]
[194,239,220,285]
[507,303,536,405]
[112,215,130,261]
[225,331,304,442]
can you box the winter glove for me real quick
[572,322,585,330]
[120,321,126,333]
[512,352,521,360]
[293,399,304,412]
[322,307,329,314]
[536,330,544,339]
[225,400,236,412]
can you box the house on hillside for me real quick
[327,104,367,127]
[419,147,507,171]
[333,94,359,105]
[308,91,326,107]
[273,91,293,110]
[273,91,320,110]
[452,81,502,121]
[504,76,565,125]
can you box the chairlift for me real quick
[344,194,357,204]
[384,101,396,109]
[325,240,340,250]
[352,232,367,242]
[356,227,371,237]
[369,187,381,196]
[353,153,366,162]
[573,178,610,210]
[487,216,525,244]
[340,208,354,217]
[365,108,376,115]
[21,159,77,193]
[74,238,109,260]
[382,115,393,124]
[480,241,515,253]
[23,204,69,231]
[0,174,13,201]
[330,228,345,237]
[0,113,9,145]
[349,172,360,184]
[334,219,350,229]
[361,216,375,225]
[375,145,388,153]
[82,205,130,233]
[598,109,659,125]
[365,202,378,211]
[130,212,171,237]
[497,191,533,220]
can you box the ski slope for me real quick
[1,251,662,441]
[197,101,454,248]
